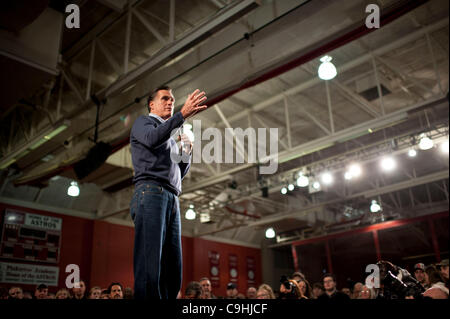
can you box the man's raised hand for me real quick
[180,89,208,119]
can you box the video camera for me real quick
[376,261,425,299]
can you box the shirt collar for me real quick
[149,113,166,123]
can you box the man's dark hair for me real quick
[108,282,123,292]
[147,85,172,113]
[322,273,336,282]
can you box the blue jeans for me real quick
[130,182,182,299]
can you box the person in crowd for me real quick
[291,271,306,282]
[246,286,257,299]
[226,282,239,299]
[47,292,56,299]
[0,286,9,299]
[413,263,429,289]
[423,264,448,299]
[279,278,307,299]
[100,289,110,299]
[341,287,351,297]
[357,285,377,299]
[88,286,102,299]
[72,280,87,299]
[123,287,134,299]
[23,290,33,299]
[312,282,324,299]
[317,273,350,300]
[108,282,124,299]
[34,283,49,299]
[297,278,313,299]
[56,288,71,299]
[256,284,276,299]
[199,277,216,299]
[436,259,449,287]
[352,282,363,299]
[8,286,24,299]
[184,281,202,299]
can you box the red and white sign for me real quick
[228,254,238,283]
[246,256,256,287]
[0,261,59,286]
[208,250,220,288]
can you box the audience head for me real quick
[56,288,71,299]
[108,282,124,299]
[88,286,102,299]
[256,284,275,299]
[9,286,23,299]
[436,259,449,281]
[35,283,48,299]
[312,282,324,298]
[184,281,202,299]
[72,280,87,299]
[322,273,337,293]
[246,286,257,299]
[199,277,213,298]
[226,282,238,298]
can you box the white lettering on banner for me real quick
[0,262,59,286]
[24,213,62,231]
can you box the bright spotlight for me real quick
[321,172,333,185]
[67,181,80,197]
[370,200,381,213]
[344,171,353,180]
[288,184,295,191]
[265,227,276,239]
[318,55,337,80]
[297,174,309,187]
[349,164,362,178]
[408,149,417,157]
[440,139,449,154]
[380,156,396,172]
[418,134,433,150]
[281,187,287,195]
[312,181,321,190]
[185,204,196,220]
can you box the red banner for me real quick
[228,254,238,283]
[208,250,220,288]
[246,256,256,288]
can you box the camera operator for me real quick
[376,261,425,299]
[278,275,307,299]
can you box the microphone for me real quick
[179,125,184,156]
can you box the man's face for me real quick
[414,269,426,283]
[323,277,336,292]
[440,266,449,280]
[35,288,48,299]
[341,288,351,296]
[200,279,212,296]
[246,287,257,299]
[9,287,23,299]
[226,288,238,298]
[149,90,175,120]
[110,285,123,299]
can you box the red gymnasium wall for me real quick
[0,203,262,296]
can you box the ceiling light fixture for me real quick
[67,181,80,197]
[318,55,337,80]
[280,187,287,195]
[440,139,449,154]
[288,183,295,191]
[265,227,275,239]
[418,134,434,150]
[370,200,381,213]
[296,173,309,187]
[380,156,396,172]
[185,204,196,220]
[408,149,417,157]
[321,172,333,185]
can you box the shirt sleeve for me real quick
[131,112,184,148]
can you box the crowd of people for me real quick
[1,259,448,300]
